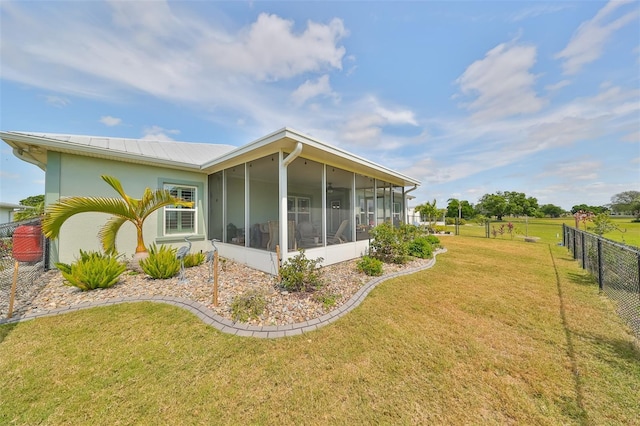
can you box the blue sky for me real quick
[1,0,638,210]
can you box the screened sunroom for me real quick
[203,129,419,275]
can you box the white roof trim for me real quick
[1,128,421,186]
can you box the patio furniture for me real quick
[266,220,297,251]
[297,221,320,248]
[327,219,349,244]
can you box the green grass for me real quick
[1,237,638,424]
[455,217,640,248]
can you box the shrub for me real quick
[183,252,205,268]
[408,237,433,259]
[369,222,409,264]
[55,250,125,291]
[425,235,441,247]
[280,249,324,292]
[231,290,267,322]
[357,255,383,276]
[433,225,447,234]
[140,243,180,279]
[445,217,455,225]
[398,223,421,242]
[313,292,340,310]
[475,215,490,225]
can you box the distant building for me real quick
[0,202,27,224]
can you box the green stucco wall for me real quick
[48,153,209,264]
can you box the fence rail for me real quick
[563,224,640,340]
[0,218,48,318]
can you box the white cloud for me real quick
[0,170,20,180]
[538,160,601,181]
[99,115,122,127]
[622,131,640,143]
[455,41,545,120]
[545,79,571,92]
[197,13,347,81]
[525,117,601,149]
[0,2,348,109]
[45,95,70,107]
[339,97,418,146]
[141,126,180,141]
[290,75,338,106]
[508,4,571,22]
[555,0,639,75]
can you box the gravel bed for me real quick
[2,257,431,326]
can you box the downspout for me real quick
[279,142,303,263]
[282,142,303,167]
[404,184,418,224]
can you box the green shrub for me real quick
[280,249,324,292]
[408,237,433,259]
[369,223,409,264]
[183,252,205,268]
[445,217,455,225]
[140,243,180,279]
[313,292,340,310]
[357,255,383,276]
[398,223,421,242]
[475,215,490,225]
[425,235,441,247]
[433,225,448,234]
[231,290,267,322]
[55,250,125,291]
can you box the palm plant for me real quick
[415,199,439,228]
[42,175,193,256]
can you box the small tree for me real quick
[42,175,192,256]
[415,199,439,228]
[591,213,617,236]
[13,194,45,221]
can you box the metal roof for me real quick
[0,131,237,171]
[0,128,420,187]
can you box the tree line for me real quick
[414,190,640,222]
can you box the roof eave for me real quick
[201,127,421,187]
[0,131,202,172]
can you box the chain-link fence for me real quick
[0,218,49,318]
[563,224,640,340]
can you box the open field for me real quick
[1,237,638,424]
[453,217,640,248]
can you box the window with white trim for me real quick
[164,184,197,235]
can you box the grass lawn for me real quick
[1,237,638,424]
[454,217,640,248]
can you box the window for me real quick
[164,184,197,235]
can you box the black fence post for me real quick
[581,232,586,268]
[562,224,566,247]
[597,238,603,292]
[572,229,577,259]
[44,237,51,271]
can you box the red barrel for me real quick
[12,225,43,262]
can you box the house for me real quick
[0,128,420,274]
[0,202,27,224]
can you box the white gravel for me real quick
[2,256,432,326]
